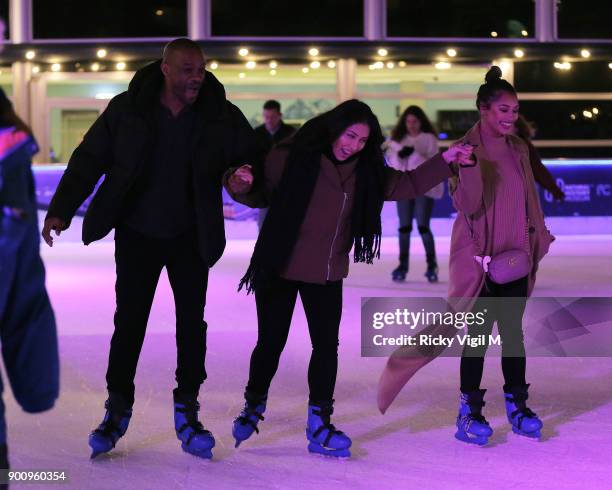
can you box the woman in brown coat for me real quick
[225,99,473,457]
[450,67,554,445]
[377,68,554,446]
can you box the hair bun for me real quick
[485,66,503,83]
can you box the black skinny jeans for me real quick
[396,196,437,268]
[246,276,343,405]
[460,275,528,393]
[106,226,209,406]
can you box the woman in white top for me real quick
[384,106,444,282]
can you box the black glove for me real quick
[398,146,414,159]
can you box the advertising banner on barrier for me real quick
[32,160,612,219]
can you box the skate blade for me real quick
[307,443,351,459]
[511,427,542,440]
[89,439,113,459]
[89,447,112,459]
[454,430,489,447]
[181,443,213,459]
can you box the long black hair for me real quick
[289,98,386,166]
[390,105,436,142]
[238,99,386,293]
[0,88,33,135]
[476,66,517,109]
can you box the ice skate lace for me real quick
[511,406,538,430]
[509,392,538,424]
[461,413,488,430]
[93,420,123,439]
[312,407,345,446]
[176,401,212,443]
[93,401,130,439]
[235,406,265,433]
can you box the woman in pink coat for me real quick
[377,67,554,446]
[450,66,554,445]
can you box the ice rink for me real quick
[3,216,612,489]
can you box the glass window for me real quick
[0,68,12,97]
[356,63,483,138]
[211,0,363,37]
[51,109,101,163]
[33,0,187,39]
[210,63,337,127]
[519,101,612,141]
[557,0,612,39]
[386,0,534,38]
[515,61,612,92]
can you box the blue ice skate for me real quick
[88,393,132,459]
[504,384,543,439]
[232,393,267,448]
[306,401,351,458]
[455,389,494,446]
[174,393,215,459]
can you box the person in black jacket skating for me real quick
[253,100,295,230]
[42,38,258,460]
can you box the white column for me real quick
[364,0,384,40]
[29,74,47,163]
[9,0,32,44]
[336,58,357,102]
[12,61,33,124]
[188,0,209,40]
[535,0,556,42]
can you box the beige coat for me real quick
[377,121,555,413]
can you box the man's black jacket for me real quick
[254,121,295,154]
[47,60,258,267]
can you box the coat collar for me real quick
[463,120,527,163]
[127,59,227,122]
[320,153,358,191]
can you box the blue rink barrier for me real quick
[32,159,612,220]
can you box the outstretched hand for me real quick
[42,217,67,247]
[442,143,476,166]
[228,164,254,194]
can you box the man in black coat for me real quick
[253,100,295,229]
[42,38,255,460]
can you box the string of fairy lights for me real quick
[15,46,612,75]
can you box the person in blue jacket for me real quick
[0,88,60,473]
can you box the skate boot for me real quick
[455,389,493,446]
[88,392,132,459]
[306,401,351,458]
[424,265,439,283]
[392,264,408,282]
[174,392,215,459]
[504,384,543,439]
[232,391,267,448]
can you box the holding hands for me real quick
[227,164,254,194]
[442,142,476,167]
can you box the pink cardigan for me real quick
[377,121,554,413]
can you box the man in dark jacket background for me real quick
[42,38,255,460]
[253,100,295,229]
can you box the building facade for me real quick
[0,0,611,163]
